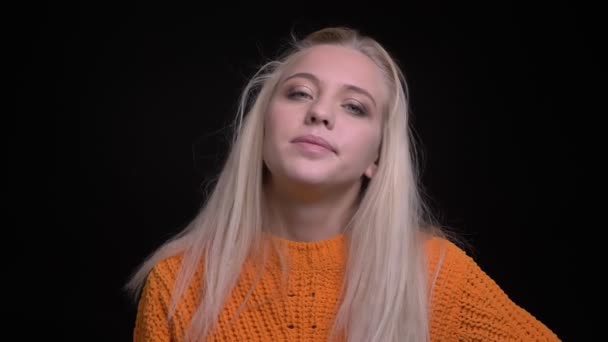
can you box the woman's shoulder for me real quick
[152,254,184,272]
[421,234,561,340]
[422,233,478,281]
[144,254,186,288]
[424,235,470,262]
[422,233,507,298]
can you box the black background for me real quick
[19,1,596,340]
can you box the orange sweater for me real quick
[134,234,560,341]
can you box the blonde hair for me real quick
[126,26,448,341]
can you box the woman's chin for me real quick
[288,174,333,187]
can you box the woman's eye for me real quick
[344,102,367,116]
[287,90,312,100]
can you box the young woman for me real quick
[126,26,560,341]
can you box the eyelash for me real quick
[287,90,368,116]
[344,102,367,116]
[287,90,312,100]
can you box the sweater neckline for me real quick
[265,232,347,271]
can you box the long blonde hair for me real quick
[126,26,447,341]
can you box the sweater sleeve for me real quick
[133,267,171,342]
[456,249,561,341]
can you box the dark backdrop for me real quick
[22,1,594,340]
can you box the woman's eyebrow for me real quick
[282,72,320,85]
[343,84,377,108]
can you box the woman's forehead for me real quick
[281,45,389,101]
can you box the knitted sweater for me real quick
[134,234,560,341]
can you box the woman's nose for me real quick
[306,100,334,129]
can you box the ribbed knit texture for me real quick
[134,234,560,341]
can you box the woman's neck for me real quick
[264,178,361,242]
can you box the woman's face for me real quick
[263,44,387,190]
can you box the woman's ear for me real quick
[364,159,379,179]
